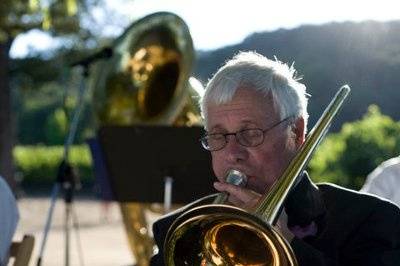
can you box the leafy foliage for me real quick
[13,144,93,186]
[11,61,95,144]
[45,108,68,145]
[1,0,110,186]
[309,105,400,189]
[0,0,81,42]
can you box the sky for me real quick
[10,0,400,58]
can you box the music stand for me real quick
[98,125,215,204]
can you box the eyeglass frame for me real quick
[200,116,294,151]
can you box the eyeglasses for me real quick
[200,116,293,151]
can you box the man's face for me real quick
[206,88,304,194]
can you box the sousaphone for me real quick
[90,12,203,266]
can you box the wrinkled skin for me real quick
[205,88,305,241]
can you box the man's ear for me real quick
[291,117,305,147]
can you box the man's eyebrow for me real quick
[207,125,222,132]
[207,120,261,133]
[240,120,259,126]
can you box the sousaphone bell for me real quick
[90,12,204,266]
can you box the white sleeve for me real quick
[361,168,394,199]
[0,177,19,264]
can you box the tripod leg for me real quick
[71,203,85,266]
[36,183,61,266]
[65,202,71,266]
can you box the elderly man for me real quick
[150,51,400,265]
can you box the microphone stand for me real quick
[36,47,113,266]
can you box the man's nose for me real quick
[225,135,248,163]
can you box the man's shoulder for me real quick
[317,182,400,215]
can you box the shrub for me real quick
[309,105,400,190]
[45,108,68,145]
[13,144,93,187]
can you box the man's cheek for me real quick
[211,158,224,180]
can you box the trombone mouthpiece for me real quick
[225,169,248,187]
[213,169,248,204]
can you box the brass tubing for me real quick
[255,85,351,224]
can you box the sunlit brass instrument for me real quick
[164,86,351,265]
[90,12,203,266]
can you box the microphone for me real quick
[214,169,248,204]
[70,47,113,67]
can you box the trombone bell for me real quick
[165,205,296,266]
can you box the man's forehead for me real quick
[230,86,272,101]
[207,88,276,114]
[205,91,280,130]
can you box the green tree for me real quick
[0,0,119,189]
[0,0,81,189]
[309,105,400,189]
[45,107,68,145]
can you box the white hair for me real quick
[200,51,310,131]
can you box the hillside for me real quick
[194,20,400,130]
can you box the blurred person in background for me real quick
[0,175,19,265]
[361,156,400,207]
